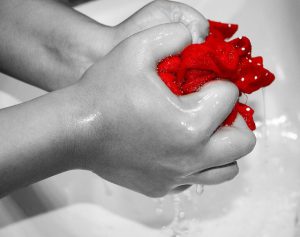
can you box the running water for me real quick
[157,185,205,237]
[261,88,268,139]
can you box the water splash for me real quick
[161,185,205,237]
[163,195,187,237]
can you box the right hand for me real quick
[69,23,256,197]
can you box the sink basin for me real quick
[0,203,166,237]
[0,0,299,236]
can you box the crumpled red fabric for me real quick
[157,20,275,131]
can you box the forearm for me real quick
[0,85,86,196]
[0,0,114,91]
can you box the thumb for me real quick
[130,22,192,67]
[179,80,239,135]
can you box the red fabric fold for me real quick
[157,20,275,130]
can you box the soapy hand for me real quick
[72,23,256,197]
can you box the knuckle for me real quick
[211,81,239,106]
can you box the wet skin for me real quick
[0,0,255,197]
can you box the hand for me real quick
[112,0,209,47]
[69,23,256,197]
[0,0,207,91]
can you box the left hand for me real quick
[110,0,209,49]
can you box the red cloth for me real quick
[157,20,275,131]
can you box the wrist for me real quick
[51,22,116,90]
[74,23,116,72]
[0,84,100,194]
[57,82,107,170]
[0,0,116,92]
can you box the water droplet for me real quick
[163,195,187,237]
[196,184,204,195]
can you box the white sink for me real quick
[0,0,299,236]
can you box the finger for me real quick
[153,0,209,43]
[179,80,239,135]
[182,162,239,185]
[170,184,192,194]
[130,22,192,66]
[201,115,256,169]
